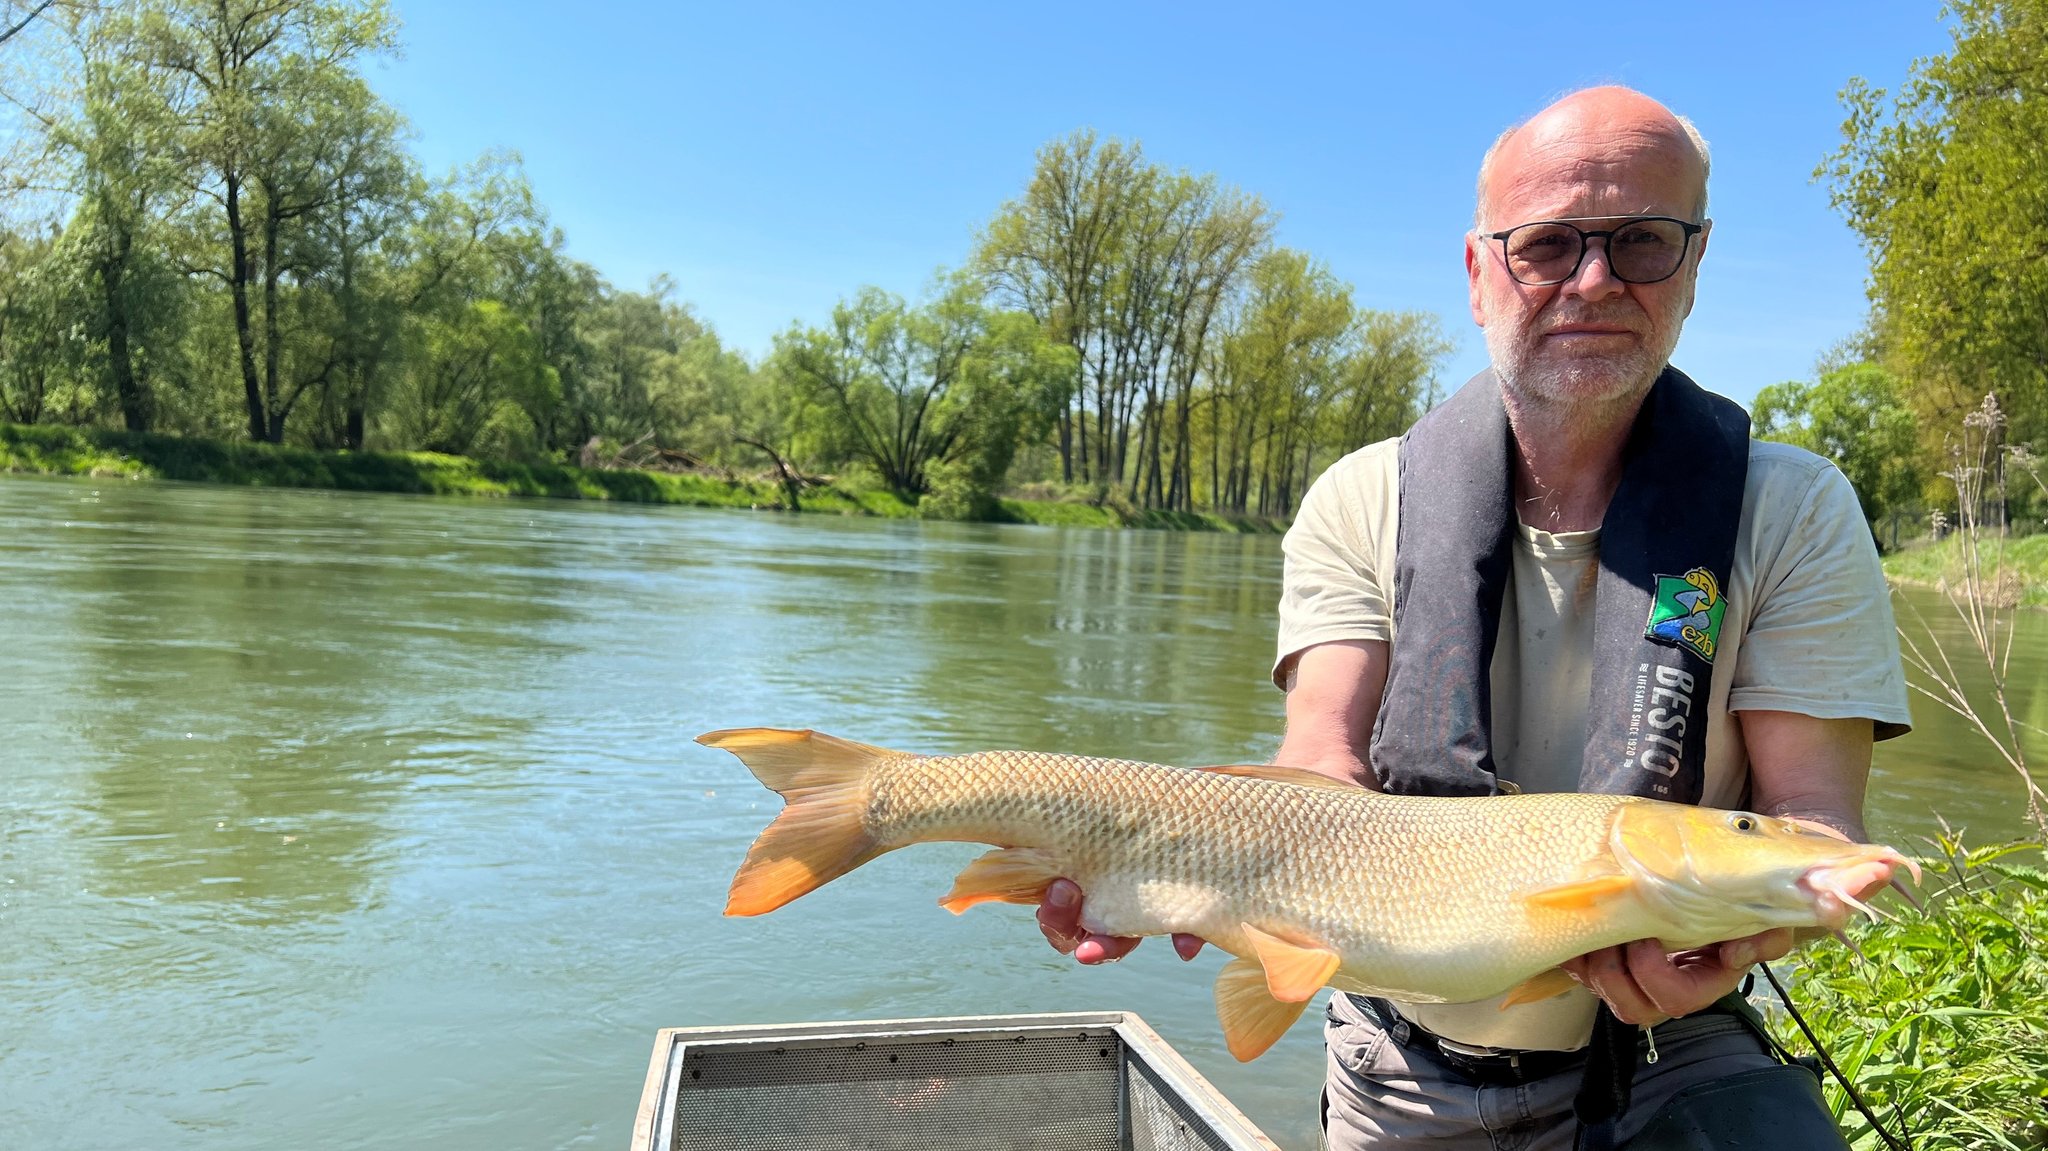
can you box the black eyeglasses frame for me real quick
[1476,215,1707,287]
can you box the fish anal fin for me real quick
[1500,967,1580,1008]
[1240,923,1341,1002]
[704,727,891,917]
[1198,764,1360,791]
[1215,957,1310,1062]
[940,848,1063,914]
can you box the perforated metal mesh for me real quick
[667,1028,1244,1151]
[1124,1053,1237,1151]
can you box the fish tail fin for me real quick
[698,727,895,917]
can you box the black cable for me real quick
[1758,961,1911,1151]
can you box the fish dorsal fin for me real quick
[1499,967,1580,1008]
[1198,764,1360,790]
[939,847,1062,914]
[1240,923,1342,1002]
[1214,957,1310,1061]
[1522,858,1636,911]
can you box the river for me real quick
[1,475,2038,1150]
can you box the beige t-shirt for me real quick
[1273,436,1912,1050]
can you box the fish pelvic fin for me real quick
[697,728,890,917]
[1240,923,1341,1002]
[940,847,1062,914]
[1215,957,1310,1061]
[1499,967,1579,1008]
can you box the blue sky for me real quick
[373,1,1953,409]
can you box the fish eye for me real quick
[1729,814,1758,833]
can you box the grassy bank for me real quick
[1883,532,2048,607]
[0,423,1281,532]
[1764,837,2047,1150]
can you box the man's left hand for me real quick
[1561,929,1793,1026]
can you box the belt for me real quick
[1362,997,1590,1087]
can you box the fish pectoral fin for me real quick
[1197,764,1361,791]
[1240,923,1341,1002]
[1521,862,1636,911]
[1499,967,1580,1008]
[1215,957,1310,1062]
[939,848,1063,914]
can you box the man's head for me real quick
[1465,87,1712,416]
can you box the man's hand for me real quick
[1561,929,1794,1027]
[1036,879,1205,963]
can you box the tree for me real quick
[770,280,1070,502]
[1754,362,1924,548]
[134,0,401,443]
[1824,0,2048,455]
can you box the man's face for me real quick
[1465,114,1710,412]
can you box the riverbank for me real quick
[0,423,1281,533]
[1882,532,2048,607]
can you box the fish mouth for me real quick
[1799,851,1922,930]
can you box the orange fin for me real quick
[1522,872,1635,910]
[1522,855,1635,911]
[1240,923,1342,1002]
[1198,764,1360,790]
[1500,967,1579,1008]
[697,728,894,917]
[1214,957,1310,1061]
[940,848,1062,914]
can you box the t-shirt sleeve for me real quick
[1729,461,1912,739]
[1272,453,1393,688]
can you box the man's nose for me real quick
[1563,238,1627,301]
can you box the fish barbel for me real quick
[701,728,1915,1060]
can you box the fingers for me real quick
[1074,934,1143,964]
[1616,938,1750,1025]
[1172,933,1205,961]
[1035,878,1146,965]
[1565,944,1666,1027]
[1036,879,1085,955]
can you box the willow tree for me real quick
[132,0,404,443]
[1824,0,2048,454]
[978,131,1273,507]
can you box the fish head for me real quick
[1609,801,1918,944]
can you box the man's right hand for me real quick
[1036,879,1205,963]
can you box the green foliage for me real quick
[1754,362,1924,545]
[1766,839,2048,1150]
[1824,0,2048,456]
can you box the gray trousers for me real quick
[1320,992,1847,1150]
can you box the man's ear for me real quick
[1681,219,1712,320]
[1465,234,1486,327]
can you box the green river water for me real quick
[2,474,2039,1149]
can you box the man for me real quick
[1040,87,1911,1147]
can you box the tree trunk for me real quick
[100,225,147,432]
[226,175,265,442]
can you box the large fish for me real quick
[701,727,1914,1060]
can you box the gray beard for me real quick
[1484,321,1677,415]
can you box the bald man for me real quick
[1043,88,1909,1147]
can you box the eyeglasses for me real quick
[1477,216,1705,286]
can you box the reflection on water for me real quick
[0,474,2036,1150]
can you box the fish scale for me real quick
[702,727,1912,1060]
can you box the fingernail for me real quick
[1047,883,1075,910]
[1728,943,1757,968]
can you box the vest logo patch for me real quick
[1645,567,1726,663]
